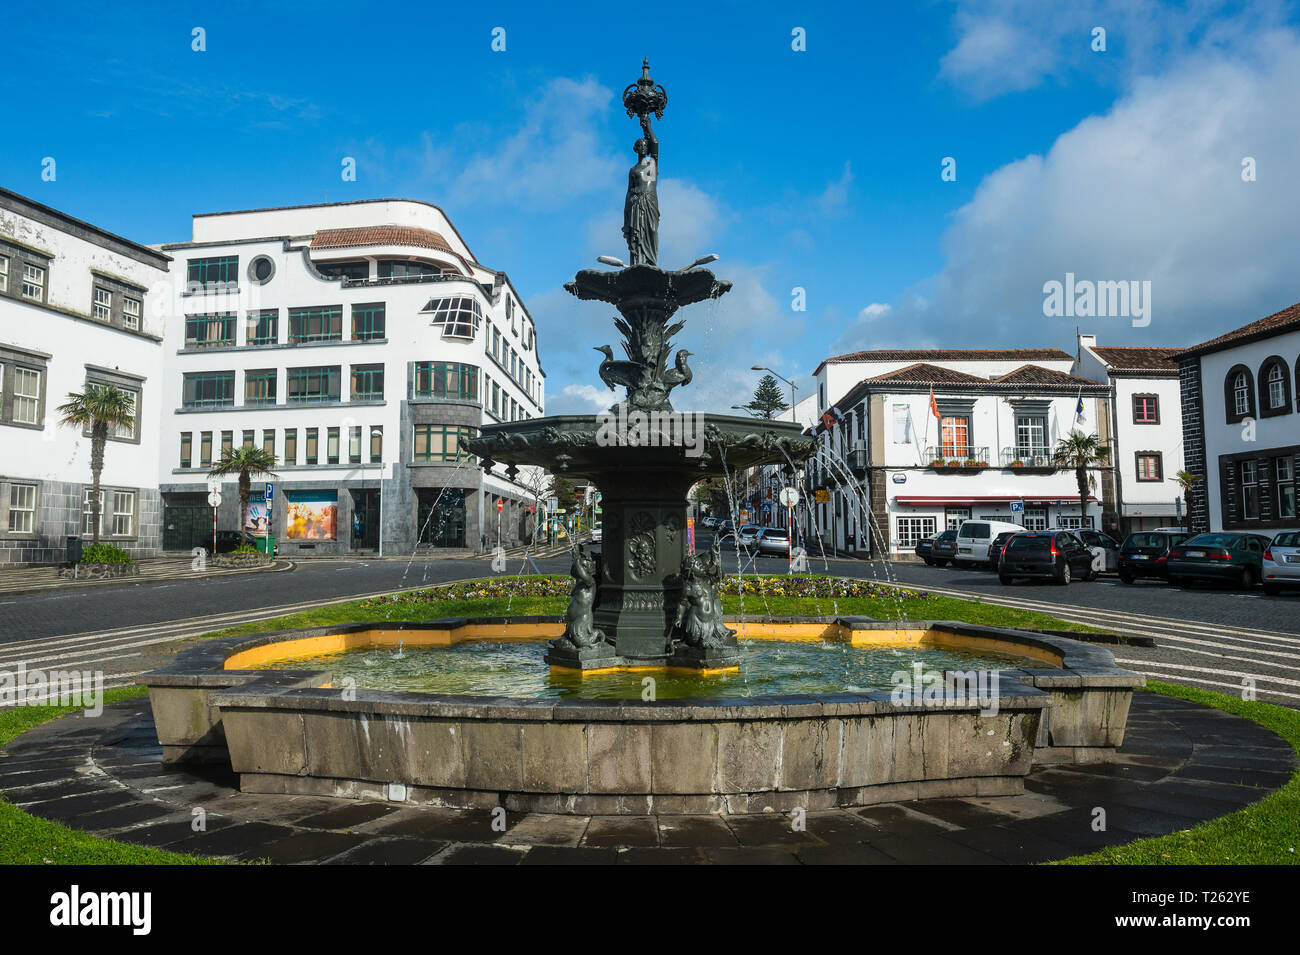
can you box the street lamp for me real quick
[751,365,798,423]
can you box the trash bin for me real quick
[256,535,276,556]
[66,535,83,564]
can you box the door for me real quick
[350,490,381,549]
[417,488,466,547]
[162,495,209,551]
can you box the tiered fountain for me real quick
[466,59,814,673]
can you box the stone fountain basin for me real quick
[145,617,1142,815]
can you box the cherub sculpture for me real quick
[553,546,607,650]
[668,537,734,649]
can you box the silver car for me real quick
[753,527,792,558]
[1049,527,1120,574]
[1263,531,1300,596]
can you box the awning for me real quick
[894,495,1099,507]
[1120,502,1178,517]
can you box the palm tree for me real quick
[57,384,137,545]
[1174,470,1203,529]
[1051,431,1110,528]
[208,446,278,548]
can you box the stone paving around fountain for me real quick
[1,693,1292,864]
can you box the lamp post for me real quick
[751,365,798,422]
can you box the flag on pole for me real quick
[929,386,940,421]
[1074,388,1086,427]
[820,406,844,430]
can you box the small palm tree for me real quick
[1051,431,1110,528]
[57,384,137,545]
[208,446,278,548]
[1174,470,1203,529]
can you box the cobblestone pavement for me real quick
[1,693,1292,864]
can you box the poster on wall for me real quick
[244,502,271,538]
[285,492,338,540]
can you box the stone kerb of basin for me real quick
[143,617,1143,815]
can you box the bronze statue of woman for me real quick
[623,114,659,267]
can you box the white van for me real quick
[956,520,1026,566]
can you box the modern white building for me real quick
[1073,334,1185,535]
[1176,303,1299,534]
[0,187,172,565]
[158,198,546,557]
[805,350,1110,558]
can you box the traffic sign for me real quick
[496,499,504,513]
[778,487,799,507]
[264,482,274,502]
[1010,500,1024,514]
[207,491,223,508]
[207,478,222,493]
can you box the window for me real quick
[305,428,319,465]
[13,367,41,424]
[896,517,937,549]
[248,255,275,285]
[262,430,275,457]
[1132,395,1159,424]
[8,483,36,534]
[422,296,482,339]
[82,489,105,537]
[945,507,971,530]
[180,433,192,468]
[111,389,137,440]
[1136,452,1163,482]
[350,364,384,401]
[413,361,478,400]
[1267,364,1285,408]
[507,294,516,335]
[242,430,255,449]
[1226,365,1254,422]
[369,426,382,463]
[123,297,141,330]
[246,309,277,345]
[200,432,212,467]
[244,369,277,406]
[1014,415,1047,462]
[284,429,297,465]
[286,366,341,404]
[349,426,362,463]
[379,260,442,280]
[21,263,45,301]
[1259,358,1292,415]
[1024,507,1047,531]
[93,287,112,321]
[221,431,233,457]
[412,425,478,462]
[186,256,238,290]
[1278,457,1296,520]
[111,490,135,537]
[940,416,969,457]
[288,305,343,343]
[327,427,340,465]
[183,371,235,408]
[185,313,236,348]
[318,260,369,281]
[351,303,385,340]
[0,255,7,293]
[1241,460,1259,520]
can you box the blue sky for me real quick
[6,1,1300,412]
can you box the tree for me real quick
[57,384,137,544]
[548,475,579,510]
[741,374,790,419]
[1174,470,1203,529]
[1051,431,1110,528]
[208,446,278,548]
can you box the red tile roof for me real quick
[1176,301,1300,358]
[1090,346,1180,372]
[993,364,1101,386]
[860,362,988,385]
[311,225,453,253]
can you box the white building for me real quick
[0,187,171,566]
[158,198,546,557]
[1073,334,1185,535]
[1176,303,1299,534]
[805,350,1109,558]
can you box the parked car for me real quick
[1166,532,1273,589]
[998,531,1098,585]
[1118,529,1190,583]
[753,527,792,558]
[956,520,1025,567]
[590,523,602,543]
[196,530,245,554]
[915,535,935,562]
[1263,531,1300,596]
[1047,527,1121,575]
[699,516,719,530]
[720,524,762,549]
[928,529,959,566]
[988,530,1019,571]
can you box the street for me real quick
[1,548,1297,705]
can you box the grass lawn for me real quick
[0,686,216,865]
[1055,681,1300,865]
[184,574,1103,644]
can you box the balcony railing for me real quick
[341,272,476,289]
[1000,447,1054,468]
[923,446,990,467]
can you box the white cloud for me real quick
[837,33,1300,353]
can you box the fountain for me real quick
[144,62,1144,815]
[465,59,814,674]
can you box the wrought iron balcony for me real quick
[847,447,868,472]
[923,446,990,468]
[1000,447,1054,469]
